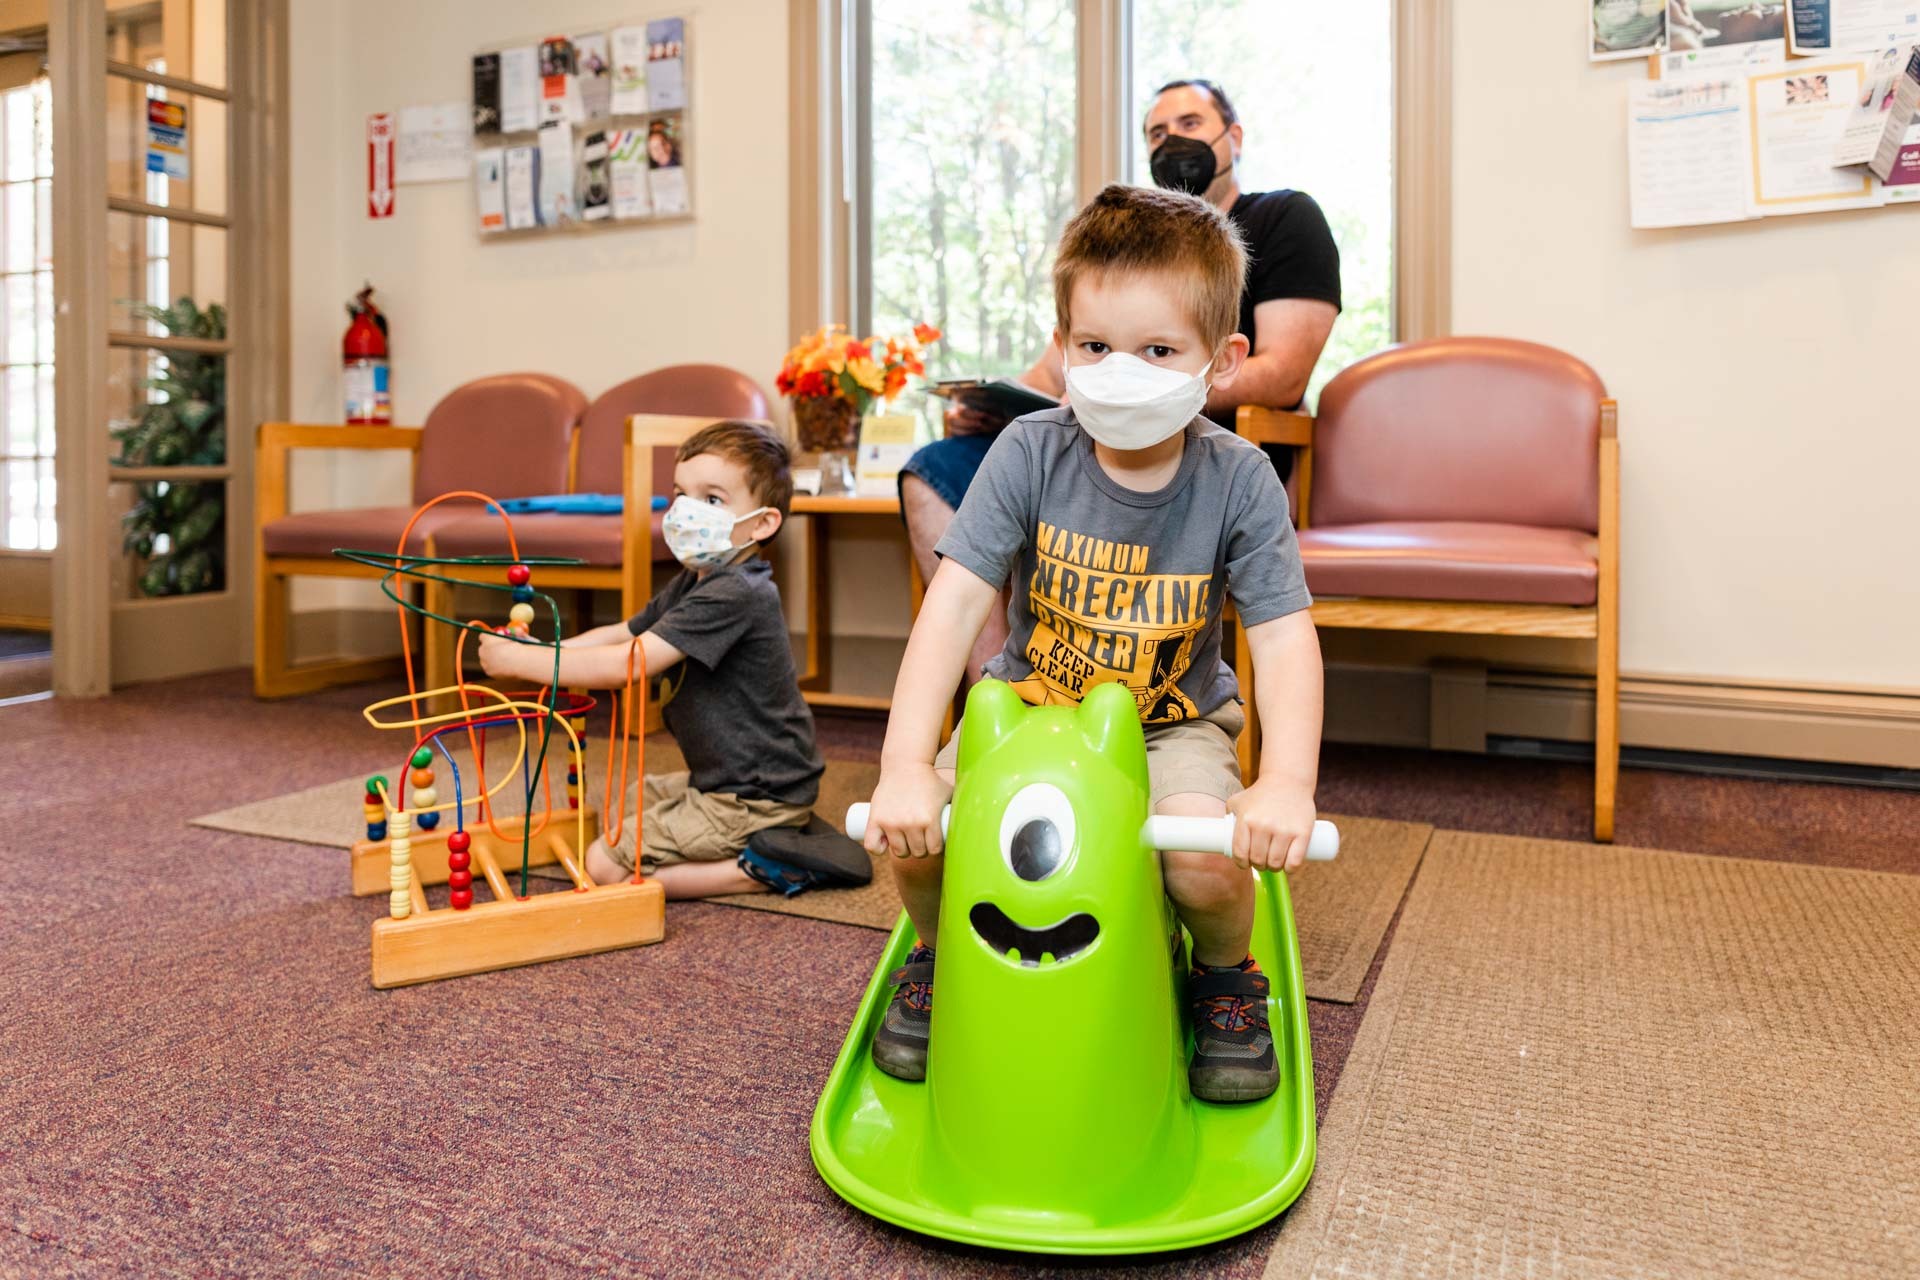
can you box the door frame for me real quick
[48,0,288,696]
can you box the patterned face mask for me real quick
[661,495,772,571]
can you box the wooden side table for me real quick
[786,493,924,711]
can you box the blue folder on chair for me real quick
[494,494,667,515]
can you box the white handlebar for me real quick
[844,804,1338,862]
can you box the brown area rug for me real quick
[193,745,1426,1001]
[1266,831,1920,1279]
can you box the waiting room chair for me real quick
[422,365,771,693]
[1233,337,1621,840]
[253,373,586,698]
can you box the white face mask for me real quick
[1062,352,1211,451]
[662,495,772,571]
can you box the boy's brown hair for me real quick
[677,420,793,539]
[1052,183,1248,353]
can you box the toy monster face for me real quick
[942,679,1155,976]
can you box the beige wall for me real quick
[1450,4,1920,693]
[284,2,1919,696]
[285,0,805,616]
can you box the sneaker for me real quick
[871,943,935,1081]
[737,820,871,897]
[1188,956,1279,1102]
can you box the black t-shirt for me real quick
[1229,189,1343,346]
[627,557,823,807]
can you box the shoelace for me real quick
[1195,958,1262,1034]
[900,945,935,1013]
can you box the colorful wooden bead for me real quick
[447,830,471,853]
[506,563,531,586]
[410,767,434,787]
[412,785,438,809]
[447,849,471,872]
[387,812,413,919]
[511,585,535,603]
[508,602,536,625]
[450,888,474,910]
[416,811,440,831]
[367,822,387,841]
[411,747,433,768]
[447,869,473,892]
[366,774,388,797]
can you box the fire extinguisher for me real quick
[343,283,391,424]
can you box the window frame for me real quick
[792,0,1452,379]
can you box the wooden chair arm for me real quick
[254,423,423,528]
[1235,405,1315,448]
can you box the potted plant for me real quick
[111,296,227,596]
[777,323,940,489]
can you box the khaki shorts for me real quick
[605,771,812,873]
[933,700,1246,810]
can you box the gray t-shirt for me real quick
[627,556,823,806]
[936,408,1310,724]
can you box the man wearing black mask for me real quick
[900,78,1341,682]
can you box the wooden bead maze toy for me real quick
[337,493,664,989]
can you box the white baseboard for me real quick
[1325,662,1920,769]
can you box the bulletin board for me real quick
[469,16,692,239]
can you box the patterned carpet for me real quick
[1,671,1913,1276]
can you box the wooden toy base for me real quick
[356,809,665,989]
[351,810,601,897]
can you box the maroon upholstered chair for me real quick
[422,365,771,692]
[253,373,586,697]
[1232,337,1620,839]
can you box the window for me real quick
[0,75,52,550]
[1130,0,1395,404]
[859,0,1077,385]
[844,1,1404,414]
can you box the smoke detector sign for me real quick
[146,100,188,181]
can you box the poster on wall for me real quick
[1789,0,1920,54]
[397,103,470,184]
[646,113,688,215]
[1748,58,1884,215]
[1593,0,1669,59]
[647,18,687,110]
[611,26,649,114]
[1660,2,1788,77]
[1628,77,1755,226]
[147,99,189,179]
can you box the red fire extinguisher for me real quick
[343,283,391,424]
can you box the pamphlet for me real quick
[536,118,575,224]
[931,377,1061,419]
[1834,44,1914,166]
[1870,47,1920,183]
[1660,1,1786,75]
[504,144,538,229]
[575,32,611,119]
[646,113,688,214]
[471,53,500,134]
[608,129,652,218]
[474,146,506,233]
[855,414,919,496]
[1627,77,1755,227]
[581,130,611,221]
[647,18,687,111]
[499,45,538,133]
[611,26,649,114]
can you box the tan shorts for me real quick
[933,699,1246,810]
[605,771,812,872]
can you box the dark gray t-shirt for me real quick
[935,408,1310,724]
[627,556,823,806]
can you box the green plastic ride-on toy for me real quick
[813,680,1339,1255]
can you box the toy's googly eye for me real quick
[998,783,1075,882]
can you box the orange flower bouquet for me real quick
[777,323,941,452]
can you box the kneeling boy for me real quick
[480,420,852,899]
[860,185,1324,1102]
